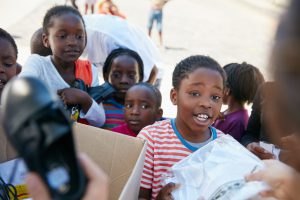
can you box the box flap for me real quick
[0,121,146,200]
[73,123,146,200]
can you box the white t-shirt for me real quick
[19,54,105,127]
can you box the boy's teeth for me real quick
[197,114,208,120]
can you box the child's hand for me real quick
[246,142,275,160]
[156,182,180,200]
[57,88,92,113]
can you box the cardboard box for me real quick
[0,122,146,200]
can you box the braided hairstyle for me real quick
[224,62,265,104]
[129,82,162,108]
[43,5,85,35]
[172,55,226,90]
[0,28,18,58]
[103,48,144,82]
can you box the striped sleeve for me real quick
[138,129,154,189]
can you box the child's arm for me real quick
[138,188,151,200]
[146,65,158,84]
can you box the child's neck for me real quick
[225,97,244,115]
[51,56,76,84]
[175,119,211,143]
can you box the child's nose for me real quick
[198,97,212,108]
[131,105,140,115]
[67,36,77,45]
[120,75,129,84]
[0,64,5,73]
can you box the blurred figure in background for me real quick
[246,0,300,199]
[147,0,170,46]
[84,0,97,14]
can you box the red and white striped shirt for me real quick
[137,119,223,200]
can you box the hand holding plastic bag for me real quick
[163,135,271,200]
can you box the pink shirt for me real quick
[111,123,137,137]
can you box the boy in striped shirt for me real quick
[138,55,226,200]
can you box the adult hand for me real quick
[26,153,108,200]
[155,182,180,200]
[246,142,275,160]
[245,159,300,200]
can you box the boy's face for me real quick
[108,55,140,101]
[43,13,86,64]
[171,68,223,139]
[124,86,162,134]
[0,39,17,96]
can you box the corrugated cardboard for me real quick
[0,122,146,200]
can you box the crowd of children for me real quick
[1,0,300,199]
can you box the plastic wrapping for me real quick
[163,135,270,200]
[81,14,164,82]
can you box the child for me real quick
[0,28,19,98]
[137,55,225,200]
[213,62,264,142]
[30,27,52,56]
[111,82,163,137]
[0,28,21,160]
[101,48,144,130]
[19,5,105,127]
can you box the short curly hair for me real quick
[172,55,226,90]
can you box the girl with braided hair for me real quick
[213,62,264,142]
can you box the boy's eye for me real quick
[211,95,221,101]
[57,35,66,39]
[125,103,132,109]
[141,104,149,109]
[189,91,200,97]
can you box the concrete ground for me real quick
[0,0,286,117]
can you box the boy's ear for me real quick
[170,88,177,105]
[156,108,163,120]
[42,33,49,48]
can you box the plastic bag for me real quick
[163,135,270,200]
[81,14,164,82]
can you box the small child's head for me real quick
[30,28,52,56]
[103,48,144,102]
[171,55,226,136]
[42,5,86,63]
[0,28,18,97]
[223,62,265,105]
[124,82,163,134]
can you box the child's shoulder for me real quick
[212,127,225,138]
[145,119,172,130]
[139,119,175,139]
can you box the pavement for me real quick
[1,0,286,117]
